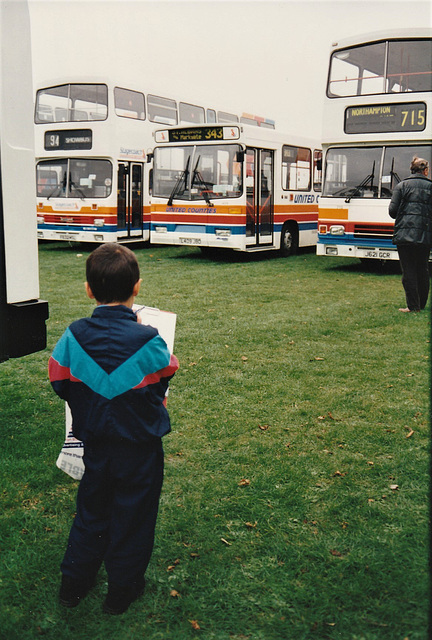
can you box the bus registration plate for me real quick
[359,249,391,259]
[180,237,201,245]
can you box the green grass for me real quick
[0,243,429,640]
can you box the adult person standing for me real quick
[389,156,432,312]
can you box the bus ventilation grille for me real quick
[353,224,394,239]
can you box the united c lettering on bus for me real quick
[294,195,315,204]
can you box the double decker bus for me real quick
[34,80,275,244]
[317,30,432,262]
[150,124,322,255]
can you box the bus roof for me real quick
[330,28,432,51]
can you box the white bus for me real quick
[0,0,48,362]
[34,80,275,244]
[150,124,322,255]
[317,29,432,262]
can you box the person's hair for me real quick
[410,156,429,174]
[86,243,140,303]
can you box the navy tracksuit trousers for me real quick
[61,440,164,588]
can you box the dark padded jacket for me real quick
[389,173,432,246]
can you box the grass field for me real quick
[0,243,430,640]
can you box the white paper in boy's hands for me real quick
[132,304,177,352]
[56,305,177,480]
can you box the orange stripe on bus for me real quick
[318,208,349,220]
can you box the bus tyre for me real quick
[280,223,298,257]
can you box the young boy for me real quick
[48,243,179,614]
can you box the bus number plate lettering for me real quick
[363,250,391,259]
[180,237,201,245]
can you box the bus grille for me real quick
[353,224,394,239]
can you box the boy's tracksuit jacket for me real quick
[48,304,179,445]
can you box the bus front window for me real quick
[153,144,243,201]
[387,40,432,93]
[323,147,382,198]
[328,42,386,97]
[36,159,112,198]
[328,38,432,97]
[381,145,432,194]
[35,84,108,123]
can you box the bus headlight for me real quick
[326,247,338,255]
[155,226,168,233]
[215,229,231,238]
[94,218,105,227]
[329,225,345,236]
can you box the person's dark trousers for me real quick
[61,439,164,588]
[397,244,431,310]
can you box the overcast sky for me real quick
[28,0,431,139]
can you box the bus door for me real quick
[245,148,274,247]
[117,162,143,238]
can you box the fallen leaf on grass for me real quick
[333,470,347,477]
[238,478,250,487]
[241,355,248,362]
[170,589,180,598]
[189,620,201,630]
[405,428,414,438]
[390,484,399,491]
[221,538,232,546]
[245,521,257,529]
[317,412,336,421]
[258,424,269,431]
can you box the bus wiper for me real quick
[168,156,190,206]
[345,161,375,203]
[191,156,213,206]
[389,158,401,186]
[69,176,86,200]
[47,172,67,200]
[46,185,62,200]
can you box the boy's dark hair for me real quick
[86,243,140,303]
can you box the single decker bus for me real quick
[150,123,322,255]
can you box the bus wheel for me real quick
[280,222,298,257]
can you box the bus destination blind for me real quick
[44,129,93,151]
[154,126,240,143]
[345,102,426,134]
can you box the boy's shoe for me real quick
[59,575,94,608]
[102,579,146,615]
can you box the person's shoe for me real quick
[59,575,94,607]
[399,307,420,313]
[102,579,146,615]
